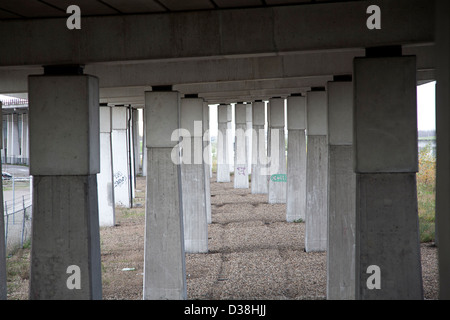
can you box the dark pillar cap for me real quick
[43,64,84,75]
[365,46,402,57]
[152,85,173,91]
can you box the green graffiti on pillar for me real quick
[271,174,287,182]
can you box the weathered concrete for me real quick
[217,104,230,182]
[28,73,102,299]
[354,54,422,300]
[0,1,433,67]
[268,98,286,204]
[203,102,212,224]
[305,135,328,252]
[435,0,450,300]
[251,100,268,194]
[326,80,355,300]
[143,90,186,300]
[111,106,131,208]
[354,57,418,173]
[246,103,252,174]
[234,103,249,189]
[327,146,355,299]
[0,107,6,300]
[355,173,423,300]
[305,90,328,252]
[180,97,208,253]
[97,106,115,227]
[286,95,307,222]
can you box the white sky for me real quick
[417,81,436,131]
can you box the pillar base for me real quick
[29,175,102,300]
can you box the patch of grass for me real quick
[417,144,436,243]
[6,247,30,281]
[117,206,145,219]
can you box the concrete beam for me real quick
[0,45,434,98]
[0,0,433,67]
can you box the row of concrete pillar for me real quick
[1,112,29,165]
[0,49,424,300]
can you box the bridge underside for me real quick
[0,0,449,300]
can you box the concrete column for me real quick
[21,113,29,165]
[28,69,102,299]
[268,98,286,204]
[97,106,116,227]
[203,102,212,224]
[227,104,234,173]
[286,94,307,222]
[134,108,141,176]
[7,114,20,164]
[251,100,268,194]
[354,49,422,299]
[234,103,249,189]
[127,107,136,200]
[217,104,230,182]
[180,97,208,253]
[111,106,131,208]
[305,89,328,252]
[326,79,356,300]
[142,108,147,177]
[435,0,450,300]
[0,103,6,300]
[143,88,186,300]
[246,103,252,174]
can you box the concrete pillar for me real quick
[251,100,268,194]
[142,108,147,177]
[286,94,307,222]
[354,49,422,299]
[7,113,19,164]
[435,0,450,300]
[143,88,186,300]
[203,102,212,224]
[246,103,252,174]
[111,106,131,208]
[305,89,328,252]
[21,113,29,165]
[217,104,230,182]
[227,104,234,173]
[326,79,356,300]
[28,68,102,299]
[0,104,6,300]
[127,107,136,200]
[132,108,141,176]
[268,98,286,204]
[97,106,116,227]
[180,97,208,253]
[234,103,249,189]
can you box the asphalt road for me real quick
[2,164,30,178]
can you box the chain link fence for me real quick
[3,176,32,254]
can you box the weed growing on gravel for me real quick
[417,144,436,243]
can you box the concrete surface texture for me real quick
[0,0,445,301]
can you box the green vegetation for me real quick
[417,144,436,243]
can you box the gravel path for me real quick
[6,175,439,299]
[100,175,439,300]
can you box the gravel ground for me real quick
[6,174,439,300]
[101,174,439,300]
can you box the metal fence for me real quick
[3,176,32,254]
